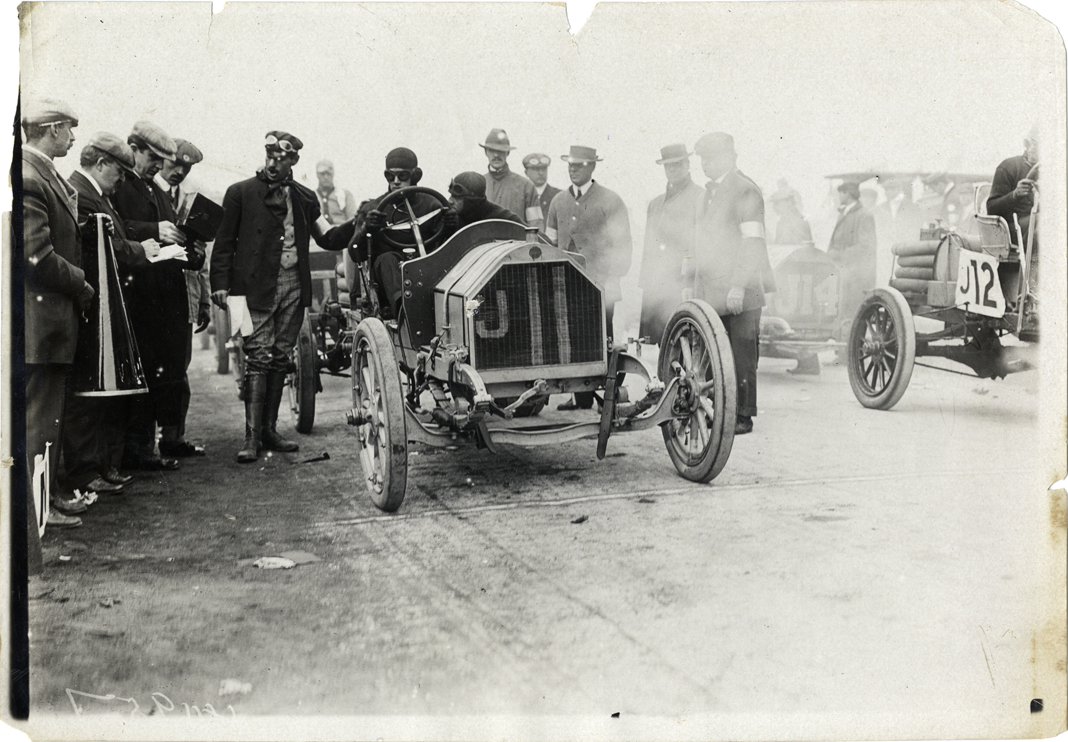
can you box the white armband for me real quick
[315,216,332,235]
[545,226,558,243]
[739,221,765,239]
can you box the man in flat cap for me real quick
[211,131,357,463]
[481,129,543,230]
[19,98,93,538]
[446,172,524,230]
[522,153,560,233]
[692,132,775,435]
[112,121,200,472]
[638,143,704,344]
[60,132,160,501]
[155,138,211,458]
[828,179,877,341]
[545,145,633,411]
[347,147,442,317]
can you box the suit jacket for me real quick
[545,181,633,303]
[69,170,150,271]
[641,177,703,291]
[20,148,86,364]
[693,169,773,314]
[113,173,191,327]
[537,184,561,227]
[486,167,543,227]
[828,203,876,255]
[211,175,355,311]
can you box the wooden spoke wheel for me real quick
[288,311,318,434]
[351,318,408,512]
[657,300,737,483]
[847,287,916,410]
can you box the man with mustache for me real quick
[210,131,356,463]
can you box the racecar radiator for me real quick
[435,241,607,383]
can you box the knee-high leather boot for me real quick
[262,371,299,452]
[237,373,266,463]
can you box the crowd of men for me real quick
[18,99,1040,572]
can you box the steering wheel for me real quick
[374,186,451,256]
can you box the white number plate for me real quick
[955,251,1005,318]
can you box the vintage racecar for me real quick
[287,186,738,512]
[845,184,1038,409]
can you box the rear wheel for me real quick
[847,287,916,410]
[658,300,737,483]
[351,319,408,512]
[289,311,318,433]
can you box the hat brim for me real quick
[561,155,602,163]
[146,143,176,160]
[480,143,516,153]
[117,160,137,174]
[656,154,691,164]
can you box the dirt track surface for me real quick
[22,337,1061,737]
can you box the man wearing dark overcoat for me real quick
[639,143,704,343]
[828,180,877,340]
[545,145,633,410]
[19,98,93,541]
[692,132,774,436]
[62,132,154,499]
[211,131,356,462]
[154,138,210,458]
[112,121,197,471]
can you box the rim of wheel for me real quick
[664,318,718,465]
[355,339,386,495]
[853,303,899,396]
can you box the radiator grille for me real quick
[472,262,602,370]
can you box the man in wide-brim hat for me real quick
[544,145,633,411]
[480,128,543,230]
[639,143,704,344]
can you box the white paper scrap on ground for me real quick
[252,556,296,570]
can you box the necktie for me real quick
[574,186,582,200]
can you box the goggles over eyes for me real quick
[265,135,298,153]
[448,182,467,197]
[384,169,412,183]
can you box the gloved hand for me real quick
[1013,178,1036,204]
[726,286,746,315]
[367,209,387,232]
[443,208,460,230]
[195,305,211,333]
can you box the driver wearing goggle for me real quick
[348,147,444,317]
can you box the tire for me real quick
[847,287,916,410]
[351,318,408,512]
[213,305,231,375]
[289,312,317,434]
[657,300,737,483]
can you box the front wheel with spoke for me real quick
[657,300,737,483]
[847,287,916,410]
[351,318,408,512]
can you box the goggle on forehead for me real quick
[526,156,550,168]
[264,135,298,154]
